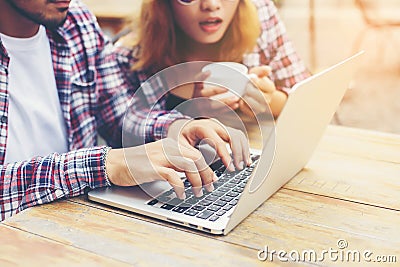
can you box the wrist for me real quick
[103,147,112,186]
[104,148,132,186]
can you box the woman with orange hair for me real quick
[115,0,310,118]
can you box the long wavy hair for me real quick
[125,0,261,74]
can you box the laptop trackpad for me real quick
[140,180,173,198]
[101,181,173,202]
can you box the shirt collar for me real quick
[0,39,9,69]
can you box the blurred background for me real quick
[83,0,400,134]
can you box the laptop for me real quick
[88,52,364,235]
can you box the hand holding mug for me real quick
[194,62,257,111]
[239,65,288,118]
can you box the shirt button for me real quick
[0,116,7,123]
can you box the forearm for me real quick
[0,147,110,221]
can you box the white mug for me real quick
[202,62,256,100]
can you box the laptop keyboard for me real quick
[147,154,260,222]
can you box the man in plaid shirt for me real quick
[0,0,250,221]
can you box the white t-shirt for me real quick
[0,26,68,164]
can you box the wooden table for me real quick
[1,125,399,266]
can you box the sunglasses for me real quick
[176,0,236,6]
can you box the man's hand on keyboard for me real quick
[167,118,251,172]
[105,138,216,199]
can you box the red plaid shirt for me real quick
[115,0,311,104]
[0,0,184,221]
[244,0,311,93]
